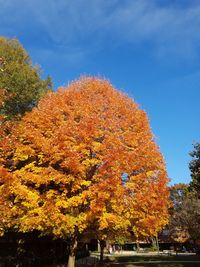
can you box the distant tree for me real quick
[168,184,190,244]
[0,77,170,267]
[169,183,200,247]
[173,193,200,246]
[170,183,189,210]
[189,142,200,196]
[180,194,200,244]
[0,36,52,119]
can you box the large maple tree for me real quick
[0,77,170,267]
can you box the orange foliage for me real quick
[0,167,17,235]
[0,77,170,265]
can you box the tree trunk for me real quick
[193,239,197,253]
[16,237,25,267]
[97,240,101,253]
[99,240,106,263]
[155,234,159,252]
[174,243,178,255]
[67,237,78,267]
[136,240,140,252]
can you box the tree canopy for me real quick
[0,77,170,267]
[189,142,200,196]
[0,36,52,119]
[168,183,190,243]
[169,183,200,245]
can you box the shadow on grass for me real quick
[96,254,200,267]
[97,263,200,267]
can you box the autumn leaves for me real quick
[0,77,170,267]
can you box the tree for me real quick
[170,183,189,210]
[0,36,52,119]
[168,184,190,244]
[178,194,200,245]
[0,77,170,267]
[168,183,200,248]
[0,168,16,236]
[189,142,200,196]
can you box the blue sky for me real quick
[1,0,200,184]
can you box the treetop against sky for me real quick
[1,0,200,184]
[0,77,170,267]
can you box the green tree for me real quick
[189,142,200,195]
[0,36,52,119]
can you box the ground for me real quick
[75,252,200,267]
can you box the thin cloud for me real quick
[1,0,200,61]
[106,1,200,60]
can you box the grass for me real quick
[93,254,200,267]
[100,264,200,267]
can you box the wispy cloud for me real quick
[1,0,200,61]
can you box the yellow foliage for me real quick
[0,77,170,243]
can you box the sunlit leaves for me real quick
[0,36,52,119]
[0,77,169,245]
